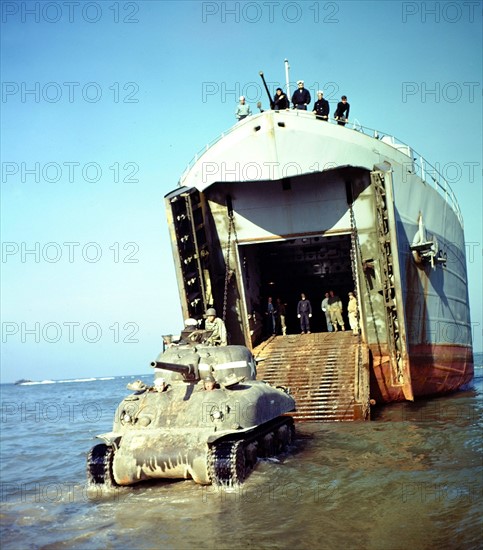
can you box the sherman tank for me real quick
[87,331,296,486]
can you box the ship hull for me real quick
[370,344,473,403]
[167,110,473,406]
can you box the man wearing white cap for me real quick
[291,80,311,110]
[235,96,252,120]
[313,90,330,121]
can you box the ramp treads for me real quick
[253,332,358,422]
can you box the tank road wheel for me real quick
[244,442,258,470]
[87,443,116,487]
[277,423,293,451]
[261,433,276,457]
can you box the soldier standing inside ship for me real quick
[328,290,345,331]
[297,293,313,334]
[236,96,252,120]
[313,91,330,121]
[291,80,311,110]
[334,95,350,126]
[276,298,287,335]
[204,308,228,346]
[265,297,277,335]
[321,292,333,332]
[273,87,289,110]
[347,292,359,335]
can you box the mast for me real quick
[284,59,290,101]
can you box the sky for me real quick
[1,0,482,383]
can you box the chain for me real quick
[349,202,365,402]
[222,213,233,323]
[349,203,359,301]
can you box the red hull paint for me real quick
[369,344,474,403]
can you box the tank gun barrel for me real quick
[150,361,200,382]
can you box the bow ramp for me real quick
[253,332,370,422]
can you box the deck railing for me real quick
[178,110,463,225]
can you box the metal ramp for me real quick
[253,332,368,422]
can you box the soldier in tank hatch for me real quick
[204,307,228,346]
[203,374,217,391]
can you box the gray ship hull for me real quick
[166,110,473,405]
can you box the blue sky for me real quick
[1,0,482,382]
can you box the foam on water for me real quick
[1,360,481,550]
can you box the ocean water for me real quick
[1,355,482,550]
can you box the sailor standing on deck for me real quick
[313,91,330,121]
[297,293,313,334]
[273,87,289,110]
[334,95,350,126]
[236,96,252,120]
[291,80,311,110]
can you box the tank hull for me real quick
[88,344,296,485]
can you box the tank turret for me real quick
[87,343,295,486]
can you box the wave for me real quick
[17,377,115,386]
[57,378,97,384]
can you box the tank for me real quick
[87,332,296,486]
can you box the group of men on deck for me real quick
[236,80,350,126]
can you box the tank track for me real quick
[208,416,294,485]
[87,443,116,487]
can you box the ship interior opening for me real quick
[241,233,356,339]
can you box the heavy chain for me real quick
[349,202,365,401]
[349,203,359,300]
[222,213,234,324]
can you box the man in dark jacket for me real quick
[334,95,350,126]
[273,87,289,110]
[313,90,330,121]
[297,293,313,334]
[291,80,311,110]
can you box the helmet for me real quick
[204,374,215,383]
[184,318,198,327]
[205,308,217,317]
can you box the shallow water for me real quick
[1,360,482,550]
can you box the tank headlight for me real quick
[211,410,223,421]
